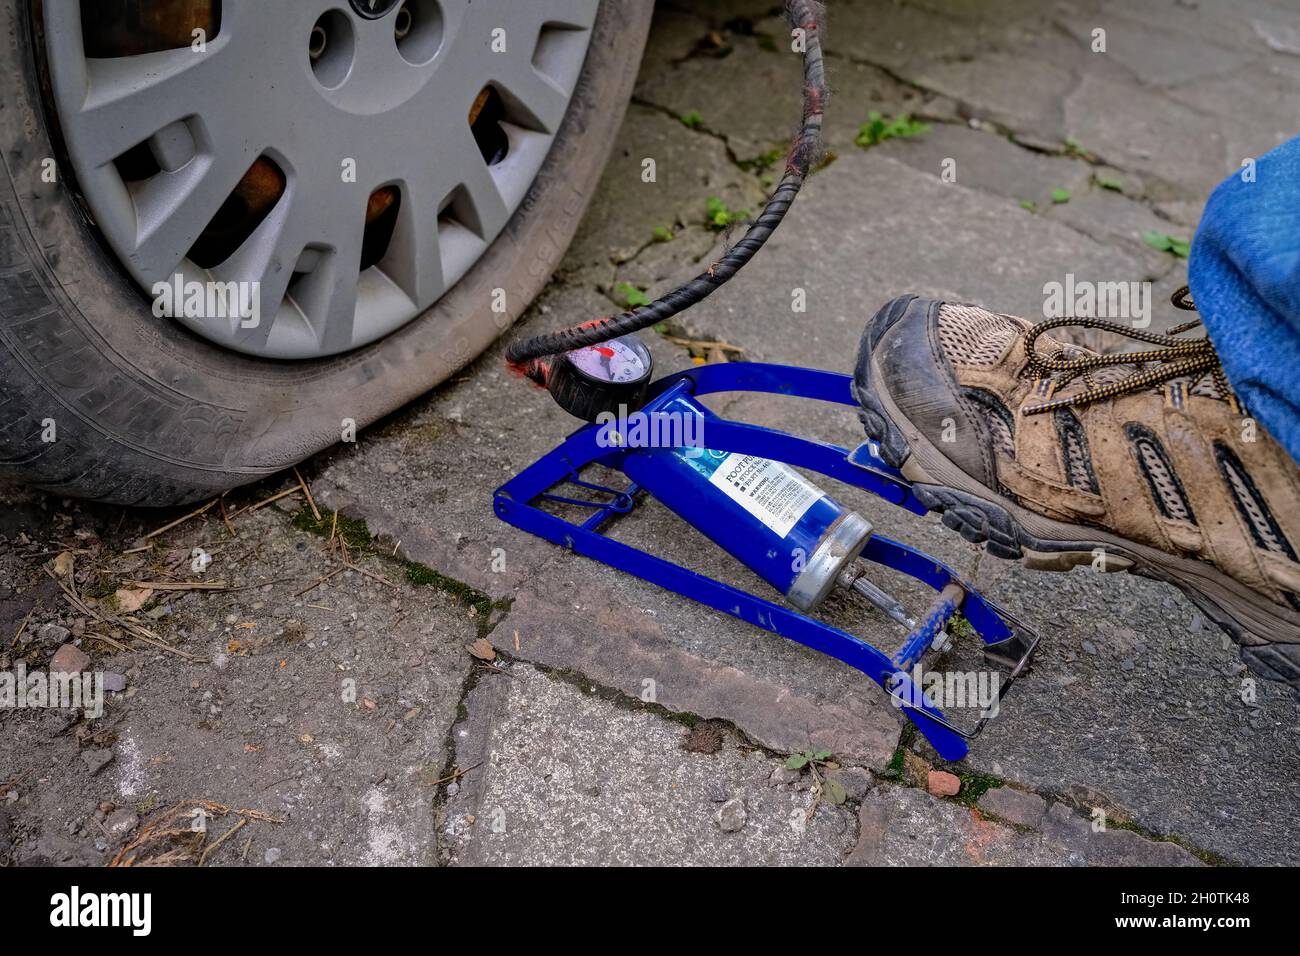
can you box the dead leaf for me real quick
[683,722,724,754]
[362,698,377,710]
[467,638,496,661]
[663,334,746,362]
[52,551,74,577]
[114,587,154,613]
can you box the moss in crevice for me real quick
[880,724,915,781]
[291,504,511,637]
[401,561,506,624]
[403,561,486,607]
[1096,814,1230,867]
[880,745,907,781]
[951,768,1004,807]
[292,508,374,555]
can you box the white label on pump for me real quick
[706,454,825,538]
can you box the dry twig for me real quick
[294,566,345,597]
[49,570,195,660]
[430,762,482,787]
[125,580,228,591]
[198,817,247,867]
[219,498,238,538]
[146,500,217,539]
[294,466,322,523]
[344,562,397,590]
[227,487,299,520]
[10,607,34,647]
[110,799,283,867]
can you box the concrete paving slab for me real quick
[441,663,859,865]
[1055,10,1257,88]
[874,123,1094,213]
[1099,0,1295,52]
[1041,184,1191,277]
[653,150,1154,347]
[635,32,942,164]
[563,104,767,275]
[848,782,1203,866]
[0,485,476,867]
[3,0,1298,868]
[938,556,1300,866]
[820,0,1048,77]
[1162,59,1300,167]
[912,52,1078,143]
[1063,73,1235,200]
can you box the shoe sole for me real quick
[854,296,1300,690]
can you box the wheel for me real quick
[0,0,651,506]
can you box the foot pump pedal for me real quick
[493,335,1040,760]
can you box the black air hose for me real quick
[505,0,828,385]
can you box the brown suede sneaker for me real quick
[853,291,1300,688]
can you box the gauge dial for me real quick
[567,338,651,384]
[547,333,655,422]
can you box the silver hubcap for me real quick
[43,0,597,358]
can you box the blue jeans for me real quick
[1190,135,1300,467]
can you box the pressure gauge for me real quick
[547,334,655,422]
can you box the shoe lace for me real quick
[1020,286,1241,416]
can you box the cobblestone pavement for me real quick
[3,0,1298,866]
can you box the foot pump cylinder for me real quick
[621,401,870,613]
[547,335,911,624]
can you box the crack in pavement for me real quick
[629,94,759,172]
[631,26,1195,273]
[310,479,906,768]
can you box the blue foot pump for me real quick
[494,338,1040,761]
[496,2,1036,761]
